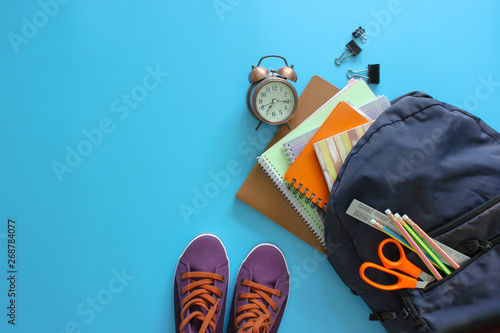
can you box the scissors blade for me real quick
[415,280,431,289]
[419,271,435,282]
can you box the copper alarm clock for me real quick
[246,55,298,130]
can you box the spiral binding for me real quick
[283,143,297,164]
[287,179,328,214]
[258,156,325,245]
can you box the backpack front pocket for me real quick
[406,236,500,332]
[402,196,500,332]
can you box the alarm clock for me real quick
[246,55,298,130]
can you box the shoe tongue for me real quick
[185,305,213,333]
[187,321,207,333]
[185,324,198,333]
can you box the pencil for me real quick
[402,214,460,270]
[385,209,443,280]
[395,213,451,275]
[368,218,440,267]
[369,219,410,247]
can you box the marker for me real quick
[386,209,442,280]
[395,213,451,275]
[402,214,460,270]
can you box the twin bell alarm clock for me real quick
[246,55,298,130]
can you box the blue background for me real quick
[1,1,500,332]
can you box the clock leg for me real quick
[255,121,263,131]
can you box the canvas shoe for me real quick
[227,243,290,333]
[174,233,229,333]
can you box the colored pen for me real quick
[369,218,440,267]
[402,214,460,270]
[386,209,442,280]
[395,213,451,275]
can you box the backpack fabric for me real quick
[325,92,500,332]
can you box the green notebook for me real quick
[257,79,376,245]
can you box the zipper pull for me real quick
[458,238,492,255]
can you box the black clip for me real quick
[352,26,367,44]
[347,64,380,84]
[335,40,362,65]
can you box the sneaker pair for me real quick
[174,233,290,333]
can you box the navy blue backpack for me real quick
[325,92,500,332]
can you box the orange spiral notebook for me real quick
[283,101,371,210]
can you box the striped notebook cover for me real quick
[282,95,390,164]
[314,121,374,191]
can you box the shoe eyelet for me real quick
[221,276,225,283]
[278,291,283,298]
[240,279,245,286]
[237,295,241,301]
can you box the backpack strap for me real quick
[369,291,428,327]
[369,308,409,322]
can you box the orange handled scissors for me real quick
[359,238,435,291]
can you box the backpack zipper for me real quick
[457,237,492,256]
[429,194,500,237]
[421,233,500,293]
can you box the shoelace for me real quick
[235,279,282,333]
[180,271,224,333]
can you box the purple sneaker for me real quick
[174,234,229,333]
[227,243,290,333]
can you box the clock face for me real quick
[253,79,296,124]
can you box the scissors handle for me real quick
[378,238,422,279]
[359,262,418,291]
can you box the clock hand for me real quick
[264,99,279,110]
[270,98,280,106]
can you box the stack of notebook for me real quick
[236,76,390,252]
